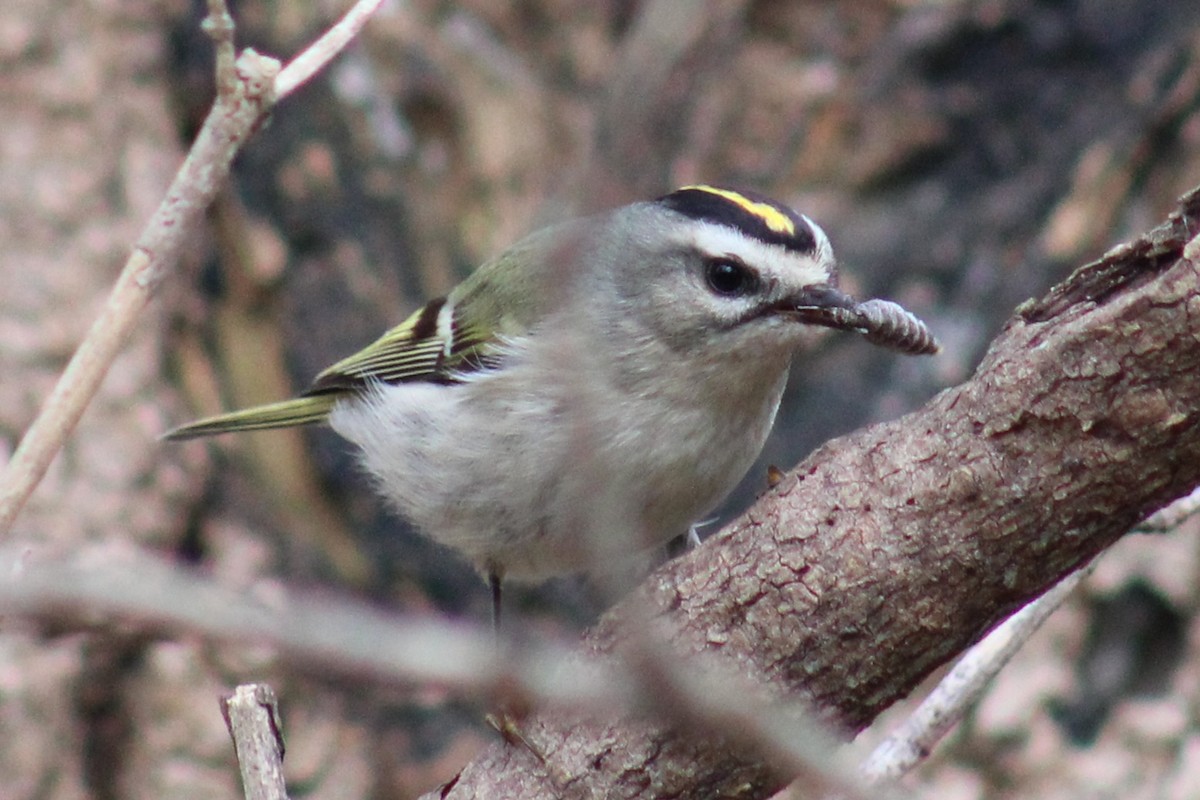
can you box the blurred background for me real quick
[3,0,1200,797]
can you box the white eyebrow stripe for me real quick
[674,224,833,287]
[801,213,834,265]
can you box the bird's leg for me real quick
[482,569,545,762]
[489,570,503,642]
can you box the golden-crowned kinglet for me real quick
[166,185,938,624]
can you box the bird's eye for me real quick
[704,258,757,297]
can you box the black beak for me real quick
[786,285,863,330]
[784,285,940,356]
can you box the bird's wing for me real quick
[307,223,580,394]
[305,296,497,394]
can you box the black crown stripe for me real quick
[657,185,817,255]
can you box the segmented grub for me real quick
[854,299,940,355]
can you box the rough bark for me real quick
[428,189,1200,798]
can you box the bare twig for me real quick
[222,683,289,800]
[0,42,279,537]
[0,542,616,706]
[0,0,382,537]
[621,631,874,800]
[275,0,384,99]
[857,476,1200,783]
[201,0,237,91]
[1134,485,1200,534]
[0,540,875,797]
[860,565,1092,783]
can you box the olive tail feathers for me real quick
[162,395,339,441]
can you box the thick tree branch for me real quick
[429,188,1200,798]
[860,563,1092,782]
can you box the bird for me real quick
[165,184,938,629]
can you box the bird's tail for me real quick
[162,395,338,441]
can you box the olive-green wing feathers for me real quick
[163,222,574,441]
[161,395,339,440]
[304,297,495,394]
[163,296,489,440]
[296,227,567,397]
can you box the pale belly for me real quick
[328,359,789,581]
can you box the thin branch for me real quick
[860,564,1092,783]
[0,0,383,537]
[201,0,238,91]
[1134,484,1200,534]
[274,0,385,100]
[222,683,289,800]
[0,542,614,706]
[619,631,875,800]
[0,44,279,537]
[0,541,880,798]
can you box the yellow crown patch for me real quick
[680,185,797,236]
